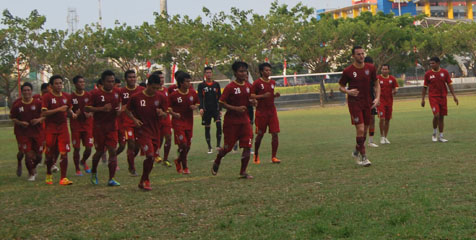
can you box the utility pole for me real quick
[98,0,103,27]
[67,8,79,33]
[160,0,167,16]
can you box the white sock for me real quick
[439,132,444,138]
[433,129,437,135]
[369,136,373,143]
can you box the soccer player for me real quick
[251,62,281,164]
[338,46,380,167]
[421,57,459,142]
[125,74,167,190]
[364,56,379,147]
[152,70,172,167]
[197,66,222,154]
[168,72,199,174]
[211,61,255,179]
[377,64,399,144]
[41,75,74,185]
[10,82,44,181]
[69,75,94,176]
[85,70,121,186]
[117,70,144,176]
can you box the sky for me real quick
[1,0,351,30]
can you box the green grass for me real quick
[1,94,476,239]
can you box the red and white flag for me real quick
[283,59,288,86]
[171,63,177,84]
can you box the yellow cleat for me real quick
[59,177,73,185]
[155,156,163,163]
[45,174,53,185]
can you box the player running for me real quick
[339,46,380,167]
[377,64,398,144]
[421,57,459,142]
[69,75,94,175]
[197,66,222,154]
[10,82,45,181]
[364,56,379,147]
[117,70,144,176]
[125,74,167,190]
[211,61,255,179]
[152,70,172,167]
[251,62,281,164]
[41,75,74,185]
[85,70,122,186]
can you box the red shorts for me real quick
[223,121,252,151]
[45,131,71,155]
[159,124,172,138]
[429,96,447,116]
[15,134,23,151]
[118,129,126,145]
[173,126,192,146]
[71,130,93,149]
[17,135,45,154]
[348,102,371,125]
[136,136,160,158]
[255,112,280,134]
[93,128,118,150]
[377,105,393,120]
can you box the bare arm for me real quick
[448,84,459,105]
[372,79,381,109]
[421,86,427,107]
[124,108,143,127]
[339,84,359,96]
[41,105,68,117]
[219,101,247,113]
[85,104,111,113]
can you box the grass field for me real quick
[1,94,475,239]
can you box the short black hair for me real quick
[177,72,191,88]
[139,82,147,87]
[174,70,186,81]
[429,56,440,63]
[21,82,33,91]
[381,64,390,69]
[204,66,213,72]
[101,70,115,81]
[72,75,84,84]
[115,77,121,84]
[352,46,363,55]
[40,83,49,90]
[96,79,103,86]
[259,62,272,72]
[124,70,135,79]
[151,70,163,76]
[49,75,63,85]
[364,56,373,64]
[232,61,248,72]
[147,74,161,85]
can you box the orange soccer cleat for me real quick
[253,154,260,164]
[271,157,281,164]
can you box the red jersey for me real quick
[424,68,452,97]
[10,98,43,137]
[219,80,252,124]
[88,87,121,132]
[251,78,277,115]
[32,94,43,100]
[167,84,194,95]
[168,89,199,130]
[127,91,165,140]
[157,87,171,125]
[70,91,93,132]
[41,92,71,133]
[119,86,145,128]
[339,63,377,107]
[378,75,399,106]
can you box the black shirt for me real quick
[197,81,221,112]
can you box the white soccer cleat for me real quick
[380,137,386,144]
[207,148,213,154]
[432,134,438,142]
[438,137,448,143]
[368,142,379,148]
[384,138,391,144]
[361,156,372,167]
[27,174,36,181]
[352,150,362,165]
[51,165,59,173]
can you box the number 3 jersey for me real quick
[251,78,277,116]
[168,89,199,130]
[219,80,252,124]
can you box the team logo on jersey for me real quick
[143,145,149,152]
[85,98,89,103]
[354,117,360,123]
[389,80,393,84]
[31,105,36,110]
[365,70,370,76]
[189,96,194,102]
[62,99,67,104]
[154,100,160,106]
[440,73,444,77]
[114,93,119,99]
[380,81,384,84]
[246,87,250,93]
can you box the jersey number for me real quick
[353,72,357,78]
[234,88,241,94]
[140,100,146,107]
[123,93,129,99]
[101,95,105,102]
[261,84,264,89]
[72,98,78,105]
[177,97,183,103]
[51,98,57,104]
